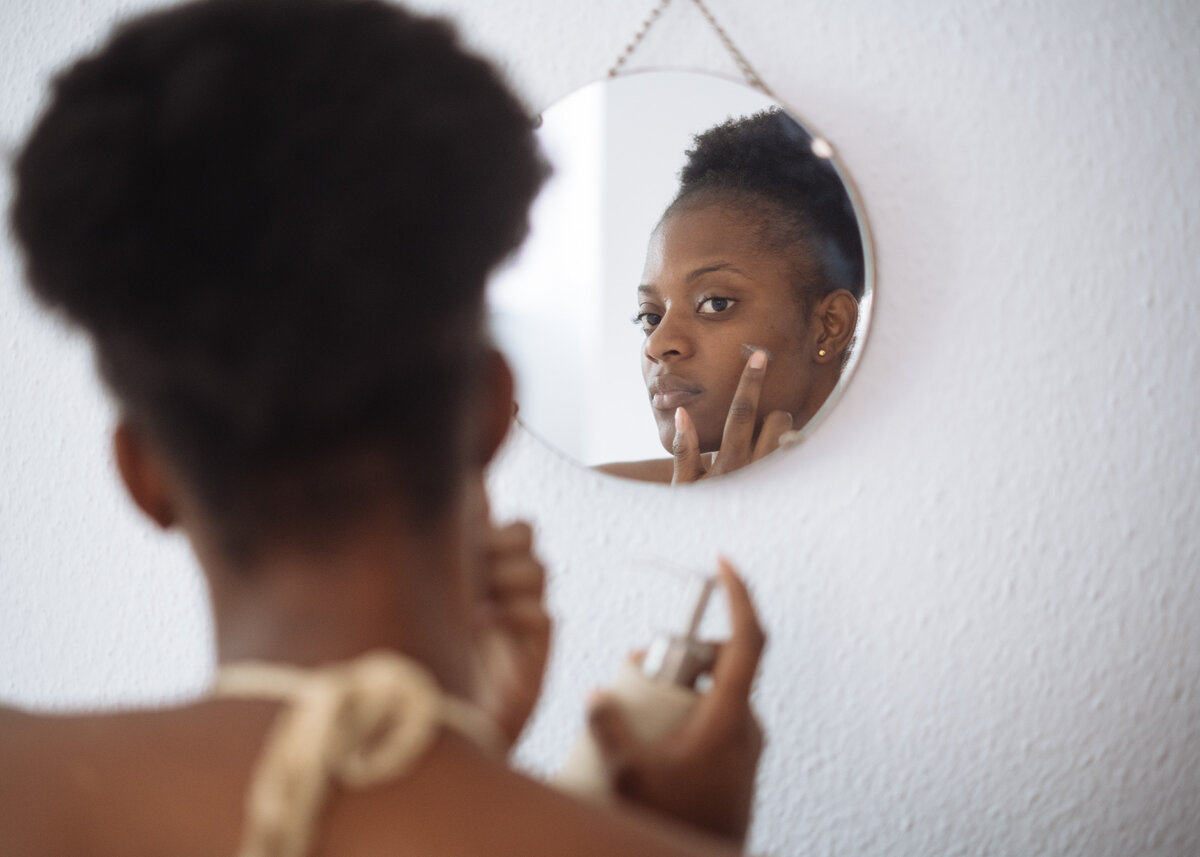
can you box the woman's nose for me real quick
[644,310,693,363]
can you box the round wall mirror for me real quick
[488,70,874,482]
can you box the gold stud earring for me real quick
[818,348,827,357]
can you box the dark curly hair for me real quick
[666,107,864,307]
[11,0,546,550]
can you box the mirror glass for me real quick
[489,70,873,481]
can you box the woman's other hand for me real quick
[472,520,552,751]
[587,559,766,844]
[671,350,793,484]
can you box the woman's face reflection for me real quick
[637,201,830,454]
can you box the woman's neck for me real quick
[199,503,481,701]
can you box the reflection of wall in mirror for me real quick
[488,84,603,457]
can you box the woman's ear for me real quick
[811,290,860,364]
[477,348,516,465]
[112,421,177,529]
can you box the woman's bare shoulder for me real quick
[0,707,72,855]
[336,735,743,857]
[594,458,674,483]
[0,705,741,857]
[0,705,96,854]
[0,700,271,857]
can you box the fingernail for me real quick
[675,406,685,433]
[749,349,768,370]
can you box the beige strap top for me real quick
[213,649,505,857]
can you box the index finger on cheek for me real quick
[718,349,769,466]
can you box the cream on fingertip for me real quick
[778,429,804,449]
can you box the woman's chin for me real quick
[654,413,723,456]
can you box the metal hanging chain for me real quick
[608,0,774,98]
[608,0,670,76]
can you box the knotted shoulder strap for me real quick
[214,650,504,857]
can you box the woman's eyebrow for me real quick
[639,262,753,296]
[686,262,752,282]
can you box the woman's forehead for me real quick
[646,203,795,280]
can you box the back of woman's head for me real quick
[668,107,864,306]
[11,0,545,549]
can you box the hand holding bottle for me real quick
[560,560,767,845]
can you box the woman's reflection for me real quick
[600,109,865,483]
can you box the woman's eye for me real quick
[698,296,736,315]
[631,311,662,333]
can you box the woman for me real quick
[0,1,765,855]
[600,109,865,484]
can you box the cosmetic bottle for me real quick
[555,577,717,801]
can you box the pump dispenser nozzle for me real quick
[642,576,717,687]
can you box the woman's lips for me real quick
[648,376,702,410]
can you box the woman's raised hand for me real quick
[586,560,767,844]
[472,520,553,751]
[671,350,793,484]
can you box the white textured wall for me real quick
[2,1,1198,855]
